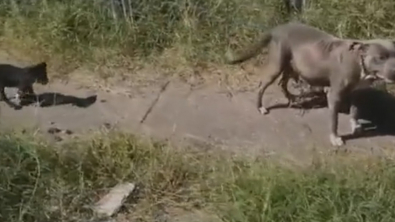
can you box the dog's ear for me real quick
[39,62,47,68]
[349,41,369,53]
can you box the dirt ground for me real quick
[1,59,395,164]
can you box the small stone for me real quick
[64,129,73,135]
[48,127,62,134]
[103,123,112,130]
[93,183,135,217]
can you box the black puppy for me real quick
[0,62,48,110]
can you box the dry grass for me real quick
[1,0,395,86]
[2,130,395,222]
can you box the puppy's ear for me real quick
[39,62,47,67]
[349,41,369,53]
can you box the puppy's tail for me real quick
[226,32,272,65]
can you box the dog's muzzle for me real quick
[359,55,382,81]
[362,73,378,80]
[39,79,49,85]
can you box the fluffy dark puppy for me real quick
[0,62,48,110]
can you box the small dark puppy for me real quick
[0,62,48,110]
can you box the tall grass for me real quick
[1,131,395,221]
[1,0,395,74]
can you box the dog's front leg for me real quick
[349,104,362,135]
[0,86,4,101]
[327,88,344,146]
[0,87,22,110]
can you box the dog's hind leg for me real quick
[257,42,287,114]
[16,83,36,106]
[17,86,34,100]
[278,67,300,107]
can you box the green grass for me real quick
[1,0,395,81]
[2,131,395,222]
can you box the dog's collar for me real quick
[359,55,378,80]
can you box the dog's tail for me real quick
[226,32,272,65]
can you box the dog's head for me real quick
[29,62,49,85]
[350,40,395,83]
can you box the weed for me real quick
[1,0,394,82]
[1,131,395,221]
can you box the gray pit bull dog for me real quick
[227,22,395,147]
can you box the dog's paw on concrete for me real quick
[258,107,269,115]
[330,134,344,147]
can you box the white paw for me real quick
[323,87,330,94]
[14,93,21,105]
[258,107,269,115]
[350,119,363,135]
[330,134,344,147]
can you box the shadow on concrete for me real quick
[20,92,97,108]
[267,83,395,140]
[267,90,328,111]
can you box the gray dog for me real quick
[227,22,395,147]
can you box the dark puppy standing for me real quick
[0,62,48,110]
[227,22,395,147]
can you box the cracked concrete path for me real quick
[1,78,394,160]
